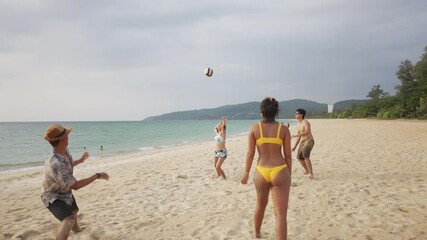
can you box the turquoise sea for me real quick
[0,120,296,172]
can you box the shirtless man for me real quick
[292,109,315,179]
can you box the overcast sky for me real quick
[1,0,426,121]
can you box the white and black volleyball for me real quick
[204,68,213,77]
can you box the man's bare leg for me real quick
[71,210,83,232]
[57,215,75,240]
[298,159,309,174]
[305,158,314,179]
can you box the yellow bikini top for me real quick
[256,122,283,145]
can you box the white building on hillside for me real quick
[328,104,334,113]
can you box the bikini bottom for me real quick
[256,164,287,183]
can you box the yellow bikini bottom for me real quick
[256,164,288,183]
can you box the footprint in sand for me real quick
[6,207,25,213]
[16,230,40,240]
[291,182,300,187]
[90,227,106,240]
[133,219,164,230]
[359,188,370,194]
[191,227,203,236]
[3,233,13,238]
[397,206,409,213]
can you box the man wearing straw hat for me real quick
[41,124,109,240]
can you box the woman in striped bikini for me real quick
[214,116,227,179]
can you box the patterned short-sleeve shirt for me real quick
[41,149,77,207]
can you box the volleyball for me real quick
[204,68,213,77]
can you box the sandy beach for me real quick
[0,119,426,240]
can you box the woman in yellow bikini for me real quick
[241,97,292,239]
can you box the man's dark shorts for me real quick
[297,139,315,160]
[47,196,79,221]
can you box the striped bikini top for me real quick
[255,122,283,145]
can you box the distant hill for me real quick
[333,99,369,111]
[143,99,369,121]
[144,99,330,121]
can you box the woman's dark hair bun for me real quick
[260,97,279,122]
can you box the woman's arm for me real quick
[214,120,223,133]
[214,126,219,133]
[283,127,292,175]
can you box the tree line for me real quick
[316,45,427,119]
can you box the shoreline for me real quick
[1,119,426,239]
[0,119,261,173]
[0,130,250,174]
[0,118,422,172]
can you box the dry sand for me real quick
[0,119,426,240]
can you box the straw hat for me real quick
[44,124,72,142]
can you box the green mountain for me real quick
[144,99,331,121]
[333,99,369,111]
